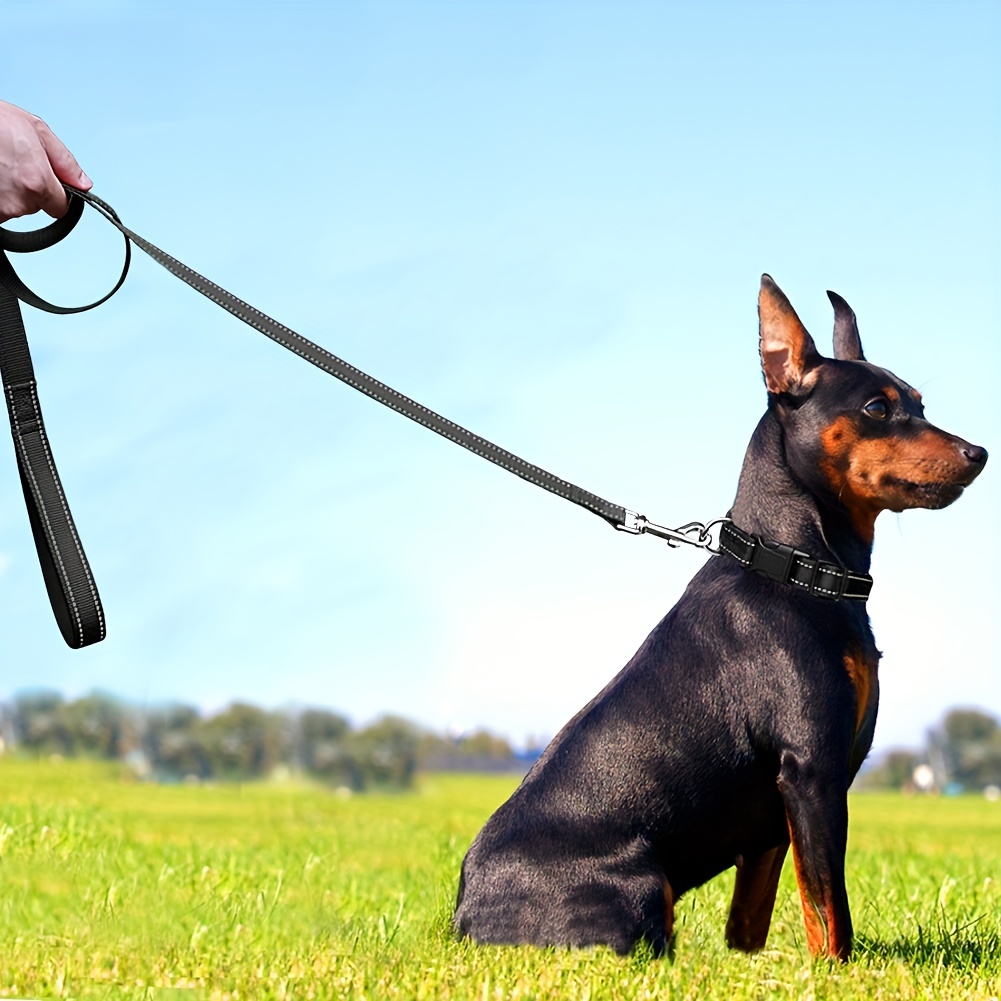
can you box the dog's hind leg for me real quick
[724,842,789,952]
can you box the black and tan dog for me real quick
[453,276,987,960]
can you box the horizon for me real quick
[3,683,998,762]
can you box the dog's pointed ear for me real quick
[827,290,865,361]
[758,275,822,395]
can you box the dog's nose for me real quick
[963,444,988,467]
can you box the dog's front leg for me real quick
[725,842,789,952]
[777,750,853,960]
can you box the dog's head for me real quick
[756,275,986,541]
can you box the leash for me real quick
[0,193,126,647]
[0,188,733,646]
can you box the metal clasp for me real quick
[617,512,729,555]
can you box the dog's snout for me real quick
[962,443,988,468]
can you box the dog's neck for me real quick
[729,410,873,574]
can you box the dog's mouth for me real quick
[885,476,966,509]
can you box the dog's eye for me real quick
[863,398,889,420]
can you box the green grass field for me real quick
[0,759,998,999]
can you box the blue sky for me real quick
[1,0,997,754]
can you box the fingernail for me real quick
[80,171,93,188]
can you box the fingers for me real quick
[0,101,91,222]
[33,160,72,219]
[33,118,92,218]
[38,121,92,192]
[0,152,61,223]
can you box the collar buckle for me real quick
[749,537,807,585]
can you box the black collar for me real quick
[718,522,873,601]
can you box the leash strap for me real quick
[0,195,129,647]
[0,188,659,647]
[0,188,869,645]
[718,521,873,600]
[72,190,634,530]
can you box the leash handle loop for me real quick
[0,194,129,647]
[1,193,83,252]
[0,194,131,315]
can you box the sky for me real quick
[0,0,998,755]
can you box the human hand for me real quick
[0,100,92,223]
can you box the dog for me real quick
[452,275,987,960]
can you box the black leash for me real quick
[76,189,722,545]
[0,188,870,647]
[0,188,727,647]
[0,194,128,647]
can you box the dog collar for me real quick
[718,522,873,601]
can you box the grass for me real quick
[0,758,999,999]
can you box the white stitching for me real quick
[719,525,752,564]
[5,382,104,644]
[28,385,105,640]
[6,383,83,640]
[791,559,840,597]
[721,525,870,600]
[790,558,870,598]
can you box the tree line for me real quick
[0,691,531,790]
[5,691,995,795]
[861,707,1001,793]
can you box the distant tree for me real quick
[855,749,921,791]
[415,731,452,767]
[350,715,420,789]
[416,728,516,772]
[0,702,15,751]
[61,692,130,758]
[300,708,351,744]
[943,709,998,746]
[143,703,207,778]
[10,690,72,755]
[196,703,289,779]
[882,749,922,789]
[456,729,513,760]
[296,708,360,787]
[934,708,1001,790]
